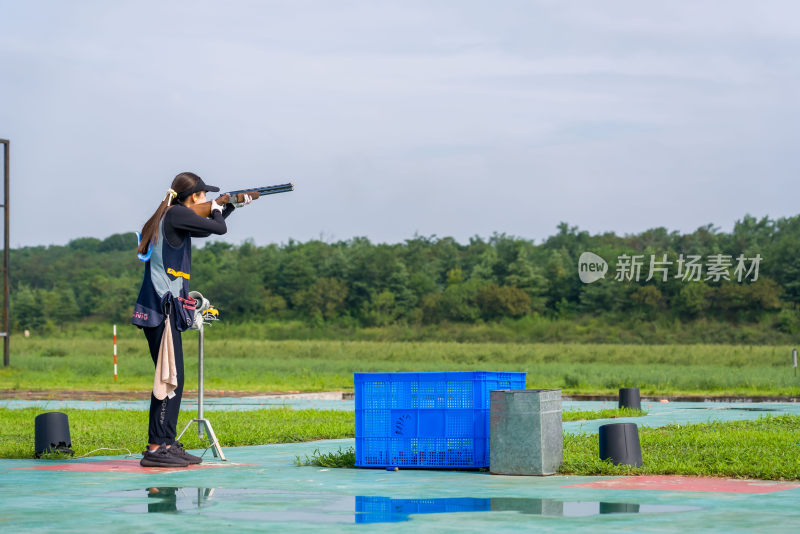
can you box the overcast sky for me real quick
[1,0,798,248]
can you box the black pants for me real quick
[144,313,184,445]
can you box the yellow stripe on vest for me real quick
[167,268,190,280]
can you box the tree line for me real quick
[9,213,800,333]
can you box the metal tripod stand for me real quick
[175,292,226,461]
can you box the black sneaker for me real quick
[140,445,189,468]
[168,442,203,465]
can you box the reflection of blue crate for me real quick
[355,372,526,468]
[355,496,492,523]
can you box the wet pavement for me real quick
[0,392,355,412]
[2,439,799,533]
[3,398,800,531]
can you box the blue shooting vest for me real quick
[131,216,196,331]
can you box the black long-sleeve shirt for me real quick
[163,204,235,247]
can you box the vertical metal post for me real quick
[1,139,8,368]
[174,311,226,461]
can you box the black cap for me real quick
[177,176,220,200]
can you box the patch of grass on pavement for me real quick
[562,407,647,421]
[295,446,356,468]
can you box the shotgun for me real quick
[190,183,294,218]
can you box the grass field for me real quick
[0,407,645,459]
[1,332,798,396]
[561,415,800,480]
[4,324,796,481]
[16,315,799,345]
[0,407,354,459]
[3,407,798,479]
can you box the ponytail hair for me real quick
[137,172,202,255]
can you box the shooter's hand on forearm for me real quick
[233,194,253,208]
[211,198,225,214]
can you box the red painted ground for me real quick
[565,475,800,494]
[13,459,254,473]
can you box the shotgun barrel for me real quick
[227,183,294,201]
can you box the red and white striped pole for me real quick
[113,324,118,381]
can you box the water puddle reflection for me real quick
[356,496,700,523]
[111,488,700,523]
[111,488,354,522]
[118,487,218,514]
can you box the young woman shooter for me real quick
[132,172,250,467]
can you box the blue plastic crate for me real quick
[355,371,526,468]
